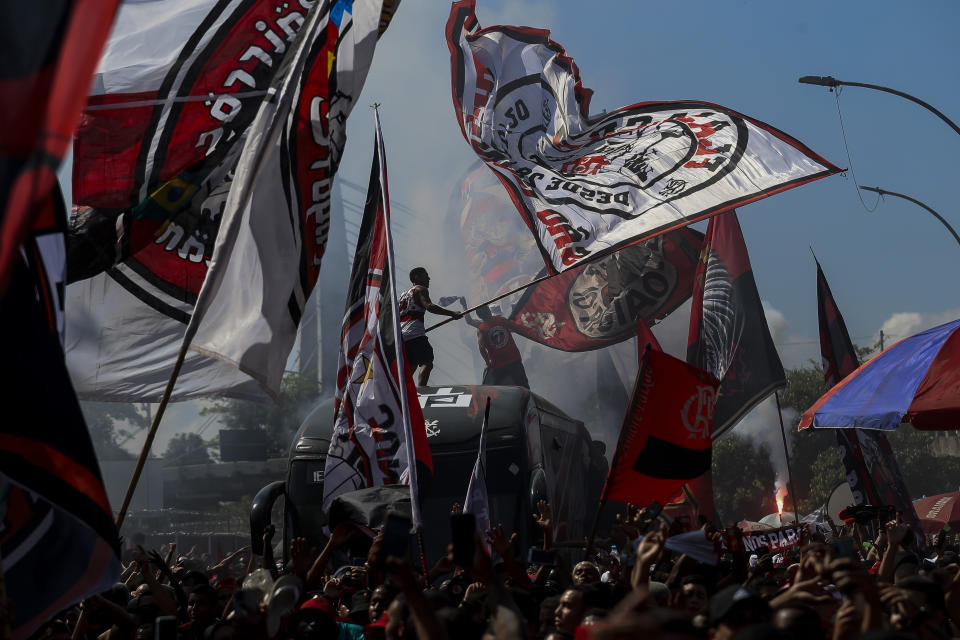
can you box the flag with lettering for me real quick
[603,348,718,507]
[816,259,924,547]
[322,116,432,523]
[446,0,840,274]
[507,228,703,351]
[687,210,785,438]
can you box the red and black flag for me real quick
[816,259,924,545]
[603,347,719,507]
[322,113,433,526]
[687,210,785,438]
[1,188,120,638]
[508,227,703,351]
[0,0,120,294]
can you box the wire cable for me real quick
[833,87,881,213]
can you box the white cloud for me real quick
[878,307,960,346]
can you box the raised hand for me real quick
[290,537,313,577]
[885,520,911,547]
[329,522,356,549]
[486,523,517,558]
[535,500,552,533]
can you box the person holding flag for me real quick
[465,305,530,388]
[398,267,463,386]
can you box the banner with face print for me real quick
[508,227,702,351]
[446,0,840,273]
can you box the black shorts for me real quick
[404,336,434,367]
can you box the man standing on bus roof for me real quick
[399,267,462,387]
[465,305,529,389]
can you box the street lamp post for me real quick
[798,76,960,137]
[858,186,960,250]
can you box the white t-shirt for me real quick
[398,285,427,339]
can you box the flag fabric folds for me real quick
[445,0,840,274]
[507,228,703,351]
[464,398,492,550]
[603,347,719,507]
[189,0,398,396]
[322,115,432,524]
[687,210,785,439]
[0,0,120,293]
[815,260,924,546]
[67,0,400,400]
[1,193,120,639]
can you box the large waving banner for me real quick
[508,227,702,351]
[446,0,840,273]
[68,0,314,400]
[67,0,400,400]
[189,0,400,396]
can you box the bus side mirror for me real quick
[250,481,286,555]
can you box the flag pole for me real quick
[424,272,552,333]
[774,392,800,523]
[586,346,651,556]
[374,105,429,578]
[424,234,646,333]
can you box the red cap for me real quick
[299,596,336,617]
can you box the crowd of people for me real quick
[32,501,960,640]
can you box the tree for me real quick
[201,371,321,457]
[713,433,777,523]
[163,432,212,466]
[803,447,846,513]
[886,427,960,498]
[80,402,151,461]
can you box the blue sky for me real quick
[333,0,960,368]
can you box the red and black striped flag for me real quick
[687,210,785,438]
[816,259,923,544]
[603,347,718,507]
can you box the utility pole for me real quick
[880,330,885,351]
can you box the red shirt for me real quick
[478,317,521,369]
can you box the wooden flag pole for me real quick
[424,273,552,333]
[585,346,651,556]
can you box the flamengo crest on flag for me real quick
[603,347,719,508]
[446,0,840,274]
[322,113,432,524]
[687,210,786,439]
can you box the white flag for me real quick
[188,0,400,396]
[446,0,840,273]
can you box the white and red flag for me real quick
[322,114,432,524]
[446,0,840,273]
[67,0,400,400]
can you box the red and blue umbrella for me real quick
[800,317,960,430]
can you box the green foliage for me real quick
[201,371,321,457]
[886,427,960,498]
[801,447,846,513]
[713,433,777,523]
[81,402,151,461]
[163,432,212,466]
